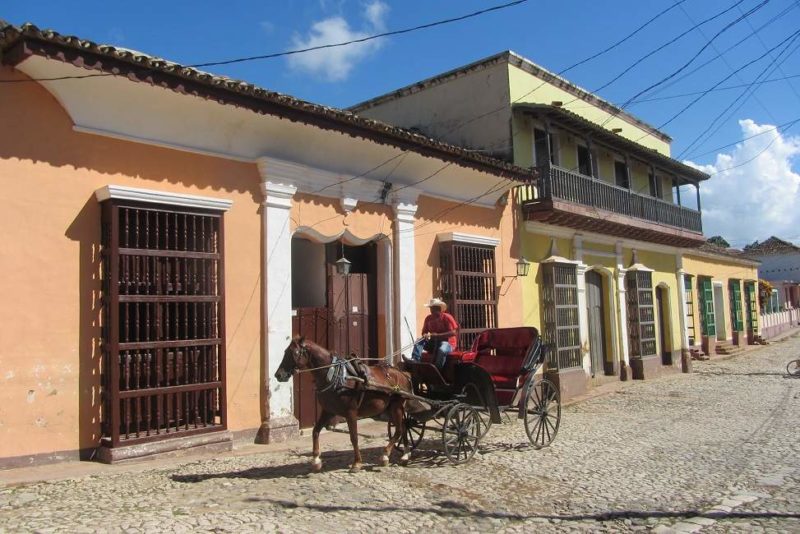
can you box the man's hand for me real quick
[423,332,432,341]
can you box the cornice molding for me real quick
[436,232,500,247]
[95,185,232,211]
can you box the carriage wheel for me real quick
[524,378,561,449]
[477,410,493,439]
[387,415,426,453]
[787,359,800,377]
[442,403,481,464]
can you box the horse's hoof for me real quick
[379,455,390,467]
[311,463,323,473]
[349,464,362,473]
[399,453,411,466]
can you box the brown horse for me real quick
[275,337,413,472]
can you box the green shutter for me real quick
[730,281,744,332]
[699,277,716,337]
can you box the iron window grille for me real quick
[100,200,227,447]
[541,262,582,369]
[626,270,657,358]
[439,241,498,350]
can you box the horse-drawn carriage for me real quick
[392,326,561,464]
[277,325,562,471]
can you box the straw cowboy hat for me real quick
[424,297,447,311]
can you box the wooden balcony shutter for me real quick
[625,270,656,358]
[100,201,227,447]
[698,277,716,337]
[729,280,744,332]
[439,241,498,349]
[541,262,581,369]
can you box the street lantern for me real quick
[515,257,531,277]
[335,255,352,276]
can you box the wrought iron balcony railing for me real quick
[518,165,702,234]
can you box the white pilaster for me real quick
[616,242,630,366]
[676,254,690,352]
[261,180,297,421]
[576,263,590,375]
[393,200,418,352]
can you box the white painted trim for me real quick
[582,248,617,259]
[75,125,255,163]
[95,185,233,211]
[436,232,500,247]
[260,182,297,210]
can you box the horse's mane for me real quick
[295,336,331,358]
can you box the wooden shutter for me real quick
[729,280,744,332]
[439,241,498,349]
[541,262,581,369]
[100,201,227,447]
[698,277,716,337]
[626,270,656,358]
[744,281,758,333]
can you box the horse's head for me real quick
[275,336,310,382]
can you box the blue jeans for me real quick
[411,339,452,369]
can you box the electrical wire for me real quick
[0,0,529,84]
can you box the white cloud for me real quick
[287,1,389,82]
[684,119,800,247]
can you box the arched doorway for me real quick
[289,230,390,429]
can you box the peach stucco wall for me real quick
[0,67,264,459]
[413,194,523,339]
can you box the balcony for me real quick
[518,165,704,247]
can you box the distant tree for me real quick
[706,235,730,248]
[743,240,761,251]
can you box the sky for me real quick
[3,0,799,247]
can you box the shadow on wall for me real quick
[0,66,261,204]
[65,196,103,458]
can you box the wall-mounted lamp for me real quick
[515,257,531,277]
[551,100,563,107]
[334,242,352,276]
[611,127,623,134]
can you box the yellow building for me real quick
[353,51,720,399]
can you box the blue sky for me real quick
[3,0,800,246]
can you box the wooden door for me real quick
[656,287,669,364]
[291,307,329,429]
[585,271,606,378]
[327,267,370,357]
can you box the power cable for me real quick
[634,27,800,143]
[602,0,773,128]
[627,72,800,104]
[678,29,800,158]
[631,0,798,101]
[687,115,800,159]
[0,0,529,84]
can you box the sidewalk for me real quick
[3,327,799,489]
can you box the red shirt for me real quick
[422,312,459,349]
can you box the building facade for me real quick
[0,24,532,466]
[352,51,744,399]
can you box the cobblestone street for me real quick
[2,334,799,533]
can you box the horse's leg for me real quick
[382,398,404,467]
[345,410,362,473]
[311,410,334,473]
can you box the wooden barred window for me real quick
[100,200,227,447]
[439,241,498,349]
[626,270,657,358]
[698,277,716,338]
[684,274,696,346]
[541,262,581,369]
[729,280,744,333]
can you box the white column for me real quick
[576,263,591,375]
[615,242,630,367]
[257,179,299,443]
[393,200,418,352]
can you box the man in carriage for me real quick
[408,297,460,369]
